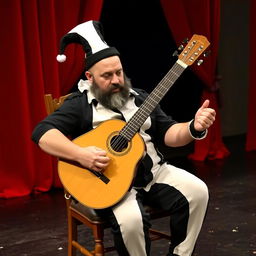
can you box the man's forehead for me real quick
[90,56,122,72]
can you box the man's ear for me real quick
[85,71,92,81]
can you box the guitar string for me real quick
[123,41,200,139]
[123,64,184,139]
[111,45,202,151]
[121,63,184,138]
[123,64,183,133]
[110,63,185,152]
[111,63,185,151]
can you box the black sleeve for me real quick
[31,92,90,144]
[152,104,177,145]
[133,88,177,144]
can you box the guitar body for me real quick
[58,119,145,209]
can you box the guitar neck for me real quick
[120,60,186,140]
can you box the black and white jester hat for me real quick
[56,20,119,70]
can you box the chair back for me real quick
[44,93,72,115]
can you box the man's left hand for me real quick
[194,100,216,132]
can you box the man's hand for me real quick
[194,100,216,132]
[76,146,110,172]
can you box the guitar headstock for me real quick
[178,34,210,66]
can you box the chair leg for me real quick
[68,215,78,256]
[92,225,105,256]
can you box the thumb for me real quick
[200,99,210,109]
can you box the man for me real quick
[32,21,216,256]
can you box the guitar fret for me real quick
[120,62,186,140]
[143,97,159,109]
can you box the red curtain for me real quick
[246,0,256,151]
[160,0,230,161]
[0,0,103,198]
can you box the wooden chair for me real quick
[44,93,171,256]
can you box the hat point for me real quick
[56,21,119,69]
[56,54,67,63]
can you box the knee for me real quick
[191,179,209,206]
[121,213,144,235]
[200,180,209,202]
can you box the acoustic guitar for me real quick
[58,34,210,209]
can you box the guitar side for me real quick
[58,119,145,209]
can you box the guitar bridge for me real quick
[89,169,110,184]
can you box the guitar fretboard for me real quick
[120,61,185,141]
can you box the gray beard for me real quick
[90,75,132,110]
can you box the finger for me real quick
[198,108,216,119]
[198,108,216,116]
[196,116,214,128]
[95,156,110,166]
[95,148,107,156]
[200,99,210,109]
[93,160,102,170]
[97,162,108,169]
[98,155,110,163]
[94,166,103,172]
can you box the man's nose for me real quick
[111,74,120,84]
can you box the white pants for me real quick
[107,163,209,256]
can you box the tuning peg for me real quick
[172,50,179,57]
[197,59,204,66]
[203,50,211,57]
[178,44,184,51]
[182,38,189,44]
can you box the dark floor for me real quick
[1,135,256,256]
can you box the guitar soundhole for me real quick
[110,135,128,152]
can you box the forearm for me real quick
[164,122,194,147]
[38,128,82,162]
[38,129,110,171]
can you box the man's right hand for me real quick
[76,146,110,172]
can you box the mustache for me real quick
[111,83,125,90]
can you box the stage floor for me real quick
[1,135,256,256]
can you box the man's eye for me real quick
[103,73,111,79]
